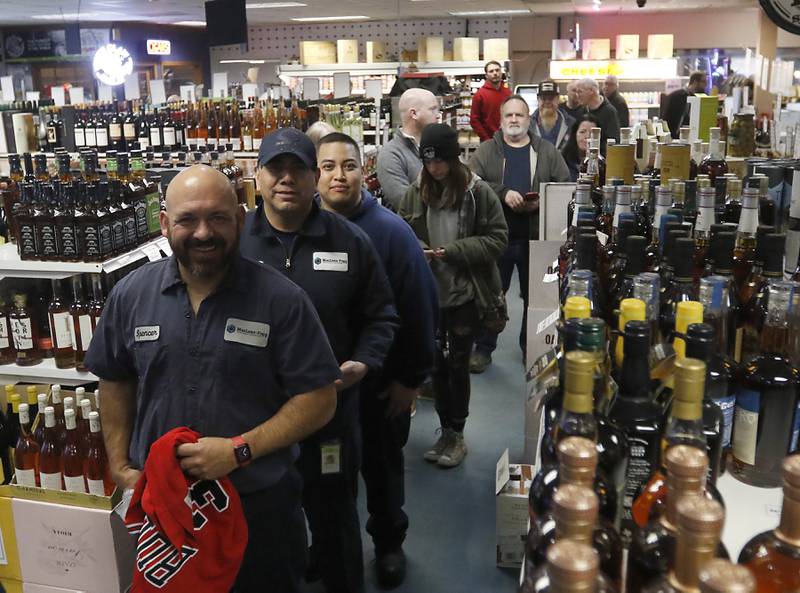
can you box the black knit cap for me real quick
[419,123,460,161]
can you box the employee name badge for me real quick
[313,252,348,272]
[134,325,160,342]
[321,440,342,475]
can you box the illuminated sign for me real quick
[147,39,171,56]
[549,58,678,81]
[93,43,134,86]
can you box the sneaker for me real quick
[438,432,467,468]
[423,428,454,462]
[469,351,492,374]
[375,547,407,588]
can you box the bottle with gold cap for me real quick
[564,296,592,323]
[521,533,617,593]
[698,560,755,593]
[627,446,719,593]
[732,280,800,487]
[527,484,623,587]
[613,297,645,372]
[738,454,800,592]
[673,300,704,366]
[640,496,726,593]
[607,320,663,543]
[529,437,619,529]
[659,238,699,344]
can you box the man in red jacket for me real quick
[470,61,512,142]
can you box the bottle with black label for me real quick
[88,274,104,331]
[95,182,115,260]
[118,153,148,243]
[75,182,100,262]
[104,179,126,255]
[14,183,38,260]
[10,293,42,366]
[110,179,136,250]
[33,183,59,261]
[54,182,80,262]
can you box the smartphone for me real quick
[524,192,540,202]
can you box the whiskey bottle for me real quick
[659,238,698,345]
[14,403,39,487]
[75,182,101,262]
[633,273,662,347]
[85,411,113,496]
[698,560,755,593]
[108,179,134,252]
[88,274,104,330]
[118,153,148,243]
[611,236,647,332]
[14,183,37,260]
[33,183,59,261]
[731,281,800,487]
[4,153,23,243]
[131,151,162,237]
[39,406,63,490]
[698,128,729,184]
[69,276,93,373]
[48,279,73,369]
[640,496,726,593]
[521,539,617,593]
[62,408,86,493]
[722,178,743,226]
[0,297,14,365]
[10,293,42,366]
[32,393,47,447]
[738,454,800,592]
[733,188,760,295]
[693,187,716,283]
[94,182,119,257]
[54,182,80,262]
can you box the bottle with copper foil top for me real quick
[520,539,617,593]
[738,454,800,592]
[526,484,622,587]
[698,560,755,593]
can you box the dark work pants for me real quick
[232,467,307,593]
[475,238,529,356]
[298,418,364,593]
[359,380,411,554]
[434,301,480,427]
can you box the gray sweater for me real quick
[377,130,422,211]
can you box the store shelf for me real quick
[279,60,486,78]
[0,236,171,280]
[0,358,97,386]
[717,472,782,558]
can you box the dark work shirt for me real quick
[84,255,341,494]
[589,98,621,154]
[502,142,534,241]
[270,225,297,254]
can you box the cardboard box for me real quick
[660,143,691,184]
[443,48,453,62]
[615,34,639,59]
[336,39,358,64]
[647,34,674,59]
[299,41,337,65]
[0,497,22,581]
[365,41,386,63]
[14,498,135,593]
[419,37,444,62]
[0,580,22,593]
[606,144,636,184]
[495,451,534,568]
[687,94,719,142]
[453,37,479,61]
[483,38,508,62]
[551,39,576,60]
[581,38,610,60]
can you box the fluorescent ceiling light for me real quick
[175,20,207,26]
[449,9,531,16]
[32,11,105,18]
[247,2,306,7]
[292,15,370,21]
[219,59,273,64]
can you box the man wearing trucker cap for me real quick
[530,80,574,152]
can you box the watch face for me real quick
[759,0,800,35]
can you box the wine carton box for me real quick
[495,451,534,568]
[419,37,444,62]
[581,38,611,60]
[615,35,640,59]
[483,38,508,62]
[299,41,337,65]
[365,41,386,63]
[686,94,719,142]
[647,34,674,59]
[14,498,135,593]
[336,40,359,64]
[0,497,22,581]
[453,38,479,62]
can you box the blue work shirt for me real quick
[84,254,341,494]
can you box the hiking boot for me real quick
[438,431,467,468]
[375,547,406,588]
[469,351,492,374]
[423,428,454,462]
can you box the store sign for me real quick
[549,58,678,81]
[759,0,800,35]
[3,28,110,59]
[146,39,171,56]
[93,43,134,86]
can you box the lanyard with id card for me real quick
[321,440,342,475]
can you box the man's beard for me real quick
[170,233,239,279]
[502,123,527,140]
[539,106,558,132]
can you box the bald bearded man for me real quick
[85,164,340,593]
[376,88,440,210]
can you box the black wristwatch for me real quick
[231,435,252,467]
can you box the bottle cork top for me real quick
[699,560,755,593]
[557,437,598,474]
[783,454,800,492]
[677,495,725,534]
[564,351,596,404]
[673,358,706,404]
[546,540,599,589]
[666,445,709,480]
[553,484,599,525]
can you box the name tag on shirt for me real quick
[313,252,348,272]
[134,325,160,342]
[224,318,270,348]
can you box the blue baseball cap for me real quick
[257,127,317,169]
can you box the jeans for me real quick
[475,238,529,356]
[434,300,481,428]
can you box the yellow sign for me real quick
[549,58,678,81]
[146,39,171,56]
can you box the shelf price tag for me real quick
[142,244,162,262]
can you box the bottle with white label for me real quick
[62,408,86,493]
[0,295,14,365]
[10,293,42,366]
[732,280,800,487]
[14,403,39,487]
[69,276,93,372]
[86,411,113,496]
[39,406,63,491]
[48,279,74,369]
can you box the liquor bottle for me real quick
[604,216,637,309]
[640,496,725,593]
[607,320,663,542]
[85,411,113,496]
[108,108,124,151]
[14,403,39,487]
[149,108,163,151]
[54,181,80,262]
[32,392,46,448]
[597,186,616,241]
[83,109,97,148]
[137,106,151,151]
[106,179,130,253]
[75,182,100,262]
[3,153,23,242]
[526,484,623,586]
[46,109,63,151]
[0,297,14,365]
[88,274,104,330]
[721,178,743,226]
[633,272,661,347]
[698,560,755,593]
[117,153,148,243]
[611,236,647,330]
[48,279,73,369]
[733,188,760,294]
[162,110,177,150]
[83,151,100,184]
[613,298,645,372]
[659,222,688,298]
[33,183,59,261]
[78,398,92,456]
[693,187,716,282]
[520,539,617,593]
[62,408,85,493]
[645,187,674,272]
[50,384,66,447]
[10,293,42,366]
[731,281,800,487]
[130,150,162,238]
[69,276,93,373]
[39,406,63,490]
[659,238,698,343]
[627,446,720,593]
[738,454,800,592]
[230,103,241,150]
[698,128,729,184]
[94,110,109,151]
[568,235,604,317]
[123,105,138,150]
[242,110,253,151]
[73,111,86,149]
[705,233,739,356]
[530,436,619,527]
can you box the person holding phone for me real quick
[399,123,507,468]
[468,94,570,372]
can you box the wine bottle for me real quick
[14,403,39,487]
[85,411,113,496]
[39,406,63,491]
[521,539,617,593]
[62,408,86,493]
[698,560,755,593]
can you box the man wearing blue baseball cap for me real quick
[240,127,399,593]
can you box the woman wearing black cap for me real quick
[399,123,508,468]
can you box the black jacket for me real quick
[588,98,621,155]
[606,90,630,128]
[663,88,691,139]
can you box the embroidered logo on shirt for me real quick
[134,326,160,342]
[312,252,349,272]
[223,318,270,347]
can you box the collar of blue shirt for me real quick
[251,199,327,239]
[159,253,252,295]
